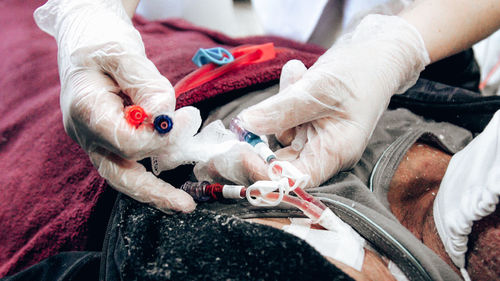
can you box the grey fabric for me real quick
[197,84,472,281]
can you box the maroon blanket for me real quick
[0,1,323,277]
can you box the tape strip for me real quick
[283,218,365,271]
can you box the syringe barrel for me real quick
[230,117,276,163]
[229,118,263,146]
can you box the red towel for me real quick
[0,1,324,277]
[132,17,325,107]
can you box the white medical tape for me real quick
[283,218,312,240]
[316,208,349,233]
[283,216,365,271]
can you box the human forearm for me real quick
[400,0,500,63]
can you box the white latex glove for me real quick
[434,110,500,281]
[178,121,268,186]
[34,0,196,213]
[151,120,264,184]
[238,15,430,188]
[193,141,269,186]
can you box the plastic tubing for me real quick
[293,187,328,211]
[247,189,324,221]
[180,181,213,202]
[180,181,241,202]
[174,43,277,97]
[268,159,328,212]
[180,181,324,221]
[228,117,328,220]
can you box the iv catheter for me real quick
[180,121,367,267]
[180,181,325,220]
[229,118,330,212]
[180,117,347,231]
[230,117,344,230]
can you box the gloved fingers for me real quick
[237,14,431,137]
[276,124,309,151]
[106,54,176,117]
[237,69,349,136]
[272,123,325,188]
[242,148,271,183]
[66,69,169,159]
[165,106,202,143]
[286,125,335,188]
[276,128,297,147]
[232,59,307,144]
[279,59,307,91]
[281,117,366,188]
[194,142,269,186]
[274,146,301,162]
[89,148,196,213]
[75,42,176,117]
[149,107,204,172]
[274,59,308,148]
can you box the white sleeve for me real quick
[434,110,500,281]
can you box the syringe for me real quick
[229,118,276,163]
[229,117,338,230]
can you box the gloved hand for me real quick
[193,141,269,186]
[34,0,196,213]
[238,15,430,187]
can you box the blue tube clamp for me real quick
[192,47,234,67]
